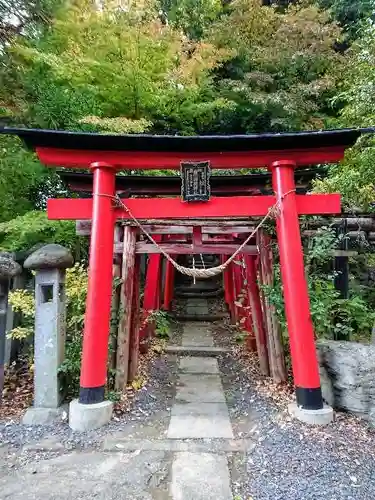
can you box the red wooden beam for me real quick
[48,194,341,220]
[37,146,346,169]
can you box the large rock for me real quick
[317,340,375,422]
[24,244,74,270]
[0,252,22,279]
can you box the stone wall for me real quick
[317,340,375,425]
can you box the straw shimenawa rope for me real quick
[96,190,295,279]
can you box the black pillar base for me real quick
[295,386,323,410]
[79,385,105,404]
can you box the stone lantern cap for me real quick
[24,244,74,270]
[0,252,22,279]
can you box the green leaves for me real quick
[147,310,172,339]
[312,22,375,211]
[0,210,79,253]
[263,227,375,342]
[205,0,343,133]
[0,136,47,222]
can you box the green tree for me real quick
[0,135,48,222]
[160,0,223,40]
[0,0,62,43]
[207,0,343,132]
[11,0,231,134]
[313,23,375,210]
[318,0,374,40]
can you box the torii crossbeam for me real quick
[2,126,372,424]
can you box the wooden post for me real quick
[245,255,270,376]
[226,262,236,323]
[243,295,257,352]
[141,240,162,340]
[115,226,137,391]
[110,224,123,374]
[235,253,256,351]
[163,258,175,311]
[257,229,287,383]
[128,255,141,383]
[233,261,243,323]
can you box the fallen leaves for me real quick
[112,337,164,417]
[0,359,33,422]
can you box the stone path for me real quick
[185,298,209,317]
[167,323,233,499]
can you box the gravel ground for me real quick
[215,324,375,500]
[207,296,227,315]
[167,312,183,346]
[0,349,179,468]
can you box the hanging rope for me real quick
[96,190,295,279]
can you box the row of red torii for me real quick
[3,126,371,424]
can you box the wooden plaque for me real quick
[180,161,211,202]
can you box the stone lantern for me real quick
[23,244,73,425]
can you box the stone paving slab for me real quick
[165,345,229,357]
[175,374,226,404]
[168,414,234,439]
[171,452,232,500]
[175,386,225,403]
[102,437,255,453]
[0,450,172,500]
[171,402,229,417]
[178,373,223,389]
[182,334,214,347]
[182,323,212,335]
[179,357,219,374]
[186,299,209,316]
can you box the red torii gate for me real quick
[2,127,370,422]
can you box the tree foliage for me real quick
[264,228,375,342]
[0,0,62,43]
[11,0,231,134]
[0,210,81,254]
[313,22,375,210]
[207,0,343,132]
[318,0,374,40]
[160,0,223,40]
[0,136,47,222]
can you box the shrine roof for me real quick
[1,127,373,153]
[58,168,323,196]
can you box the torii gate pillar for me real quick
[79,163,116,404]
[272,160,332,423]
